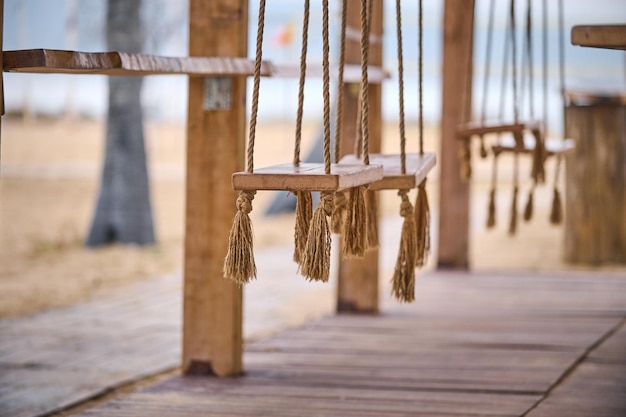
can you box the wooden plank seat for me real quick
[3,48,274,76]
[339,152,437,191]
[571,24,626,51]
[231,163,384,192]
[492,133,575,157]
[456,120,542,139]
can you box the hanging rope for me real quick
[523,0,546,221]
[292,0,314,266]
[478,0,497,159]
[301,0,334,282]
[509,0,520,235]
[331,0,349,234]
[343,0,374,258]
[550,0,566,224]
[414,0,430,267]
[391,0,417,303]
[223,0,267,284]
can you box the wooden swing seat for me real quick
[456,120,542,139]
[232,163,383,192]
[339,152,436,191]
[492,134,575,157]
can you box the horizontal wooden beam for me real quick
[3,49,273,76]
[571,25,626,50]
[457,120,542,139]
[271,64,390,84]
[492,136,575,157]
[3,49,389,83]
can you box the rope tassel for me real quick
[414,180,431,267]
[301,192,334,282]
[508,185,519,235]
[293,191,313,265]
[391,190,417,303]
[342,186,369,258]
[523,187,534,221]
[366,190,379,249]
[487,188,497,229]
[550,187,562,225]
[223,190,257,285]
[331,191,348,234]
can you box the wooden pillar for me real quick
[437,0,475,270]
[1,0,4,158]
[183,0,247,377]
[336,0,383,313]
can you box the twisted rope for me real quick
[247,0,267,173]
[418,0,424,155]
[334,0,347,164]
[395,0,407,174]
[294,0,310,166]
[359,0,371,165]
[322,0,331,174]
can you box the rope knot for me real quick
[236,190,256,214]
[398,190,413,218]
[320,192,335,217]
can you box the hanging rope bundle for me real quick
[508,0,520,236]
[331,0,349,235]
[300,0,334,282]
[550,0,566,225]
[414,0,430,267]
[390,0,431,302]
[223,0,267,284]
[342,0,374,258]
[390,0,417,302]
[293,0,313,265]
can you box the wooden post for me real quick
[336,0,383,313]
[183,0,247,377]
[1,0,4,157]
[437,0,475,270]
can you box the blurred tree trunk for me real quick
[86,0,155,246]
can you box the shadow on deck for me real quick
[73,271,626,417]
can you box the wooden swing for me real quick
[339,0,436,302]
[456,0,572,182]
[224,0,383,285]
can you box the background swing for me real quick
[456,0,573,181]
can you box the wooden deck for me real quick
[73,271,626,417]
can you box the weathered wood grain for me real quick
[182,0,247,377]
[564,94,626,264]
[231,163,384,192]
[3,49,272,76]
[571,25,626,50]
[340,152,436,191]
[438,0,475,269]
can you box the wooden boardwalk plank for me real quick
[72,273,626,417]
[527,325,626,417]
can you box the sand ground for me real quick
[1,116,620,318]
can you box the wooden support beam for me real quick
[336,0,383,313]
[1,0,4,173]
[183,0,247,377]
[571,25,626,50]
[3,49,272,76]
[438,0,475,270]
